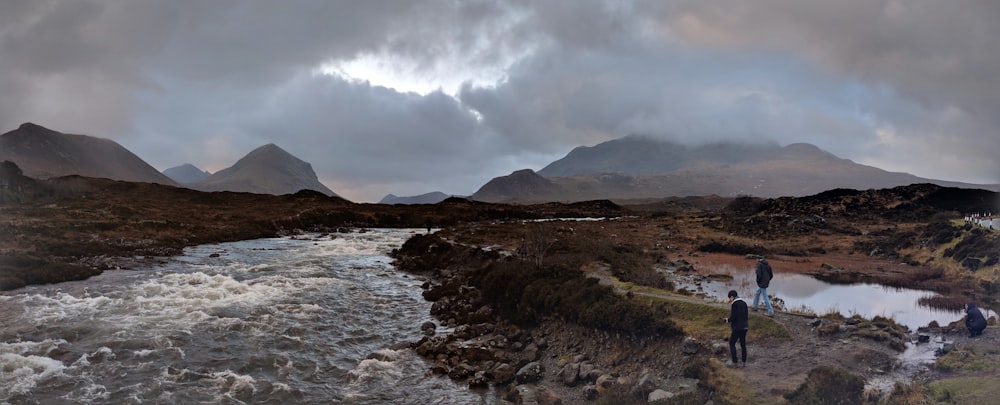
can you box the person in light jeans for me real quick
[752,256,774,316]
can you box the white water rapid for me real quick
[0,229,488,404]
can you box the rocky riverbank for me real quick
[392,233,713,404]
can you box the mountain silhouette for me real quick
[379,191,451,205]
[163,163,211,184]
[192,143,337,196]
[0,123,178,185]
[474,136,998,203]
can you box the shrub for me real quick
[474,261,683,337]
[784,366,865,405]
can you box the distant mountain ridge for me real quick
[538,135,779,177]
[0,123,338,198]
[0,123,178,186]
[163,163,211,184]
[474,136,999,203]
[379,191,451,205]
[192,143,337,196]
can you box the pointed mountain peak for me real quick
[18,122,46,131]
[0,123,177,185]
[245,143,289,156]
[195,144,337,197]
[163,163,211,184]
[510,169,542,177]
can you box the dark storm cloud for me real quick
[1,0,997,201]
[659,0,1000,181]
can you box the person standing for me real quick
[723,290,749,367]
[965,301,987,337]
[753,256,775,316]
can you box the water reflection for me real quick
[681,264,966,330]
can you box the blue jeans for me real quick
[753,287,774,314]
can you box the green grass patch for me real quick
[636,296,791,341]
[927,374,1000,404]
[683,358,756,405]
[934,347,1000,373]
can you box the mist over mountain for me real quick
[163,163,211,184]
[192,144,337,197]
[474,136,999,203]
[0,123,178,186]
[537,136,779,177]
[379,191,451,205]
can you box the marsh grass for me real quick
[927,375,1000,404]
[636,296,792,341]
[933,347,1000,373]
[784,366,865,405]
[682,358,755,405]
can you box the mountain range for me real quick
[0,123,336,197]
[471,135,998,202]
[2,124,997,203]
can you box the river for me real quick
[0,229,489,404]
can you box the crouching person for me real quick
[965,301,987,337]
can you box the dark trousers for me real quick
[969,325,985,337]
[729,329,747,364]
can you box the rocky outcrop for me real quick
[392,234,709,403]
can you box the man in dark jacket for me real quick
[965,301,987,337]
[723,289,749,367]
[752,257,775,316]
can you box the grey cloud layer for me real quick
[1,0,997,201]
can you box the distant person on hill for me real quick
[517,238,529,260]
[965,301,987,337]
[723,289,749,367]
[753,256,775,316]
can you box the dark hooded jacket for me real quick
[729,298,749,331]
[755,259,773,288]
[966,302,987,331]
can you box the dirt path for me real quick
[585,265,905,400]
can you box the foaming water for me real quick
[0,229,488,404]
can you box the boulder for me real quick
[681,337,702,354]
[505,385,538,405]
[582,384,600,400]
[469,370,489,388]
[595,374,617,393]
[535,386,562,405]
[493,363,516,385]
[516,361,544,384]
[648,389,675,402]
[631,372,658,398]
[523,343,541,361]
[578,363,598,381]
[557,363,580,386]
[503,384,562,405]
[448,362,475,380]
[421,321,436,336]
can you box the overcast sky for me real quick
[2,0,998,202]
